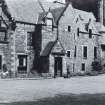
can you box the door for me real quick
[54,57,62,77]
[18,55,27,74]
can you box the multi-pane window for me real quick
[18,55,27,74]
[89,29,92,38]
[77,28,79,37]
[83,46,87,59]
[67,51,70,57]
[73,64,75,72]
[82,63,85,71]
[94,47,97,59]
[46,18,53,31]
[74,46,77,57]
[46,18,53,26]
[27,32,33,49]
[0,55,2,69]
[0,31,7,41]
[68,26,71,32]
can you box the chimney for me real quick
[65,0,72,4]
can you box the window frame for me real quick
[46,17,53,31]
[74,46,77,58]
[67,50,71,58]
[81,63,85,71]
[0,55,2,70]
[83,46,87,59]
[17,55,27,74]
[94,46,97,59]
[89,29,92,38]
[27,32,33,48]
[68,26,71,32]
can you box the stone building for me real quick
[0,0,43,77]
[0,0,65,77]
[38,1,105,77]
[0,0,105,78]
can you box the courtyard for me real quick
[0,74,105,104]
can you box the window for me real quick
[82,63,85,71]
[27,32,33,49]
[74,46,77,57]
[74,33,75,40]
[73,64,75,72]
[89,29,92,38]
[94,47,97,59]
[0,31,7,41]
[18,55,27,73]
[0,55,2,69]
[77,28,79,37]
[83,46,87,59]
[0,20,1,27]
[67,51,70,57]
[46,18,53,31]
[68,26,71,32]
[101,44,105,51]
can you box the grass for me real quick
[3,93,105,105]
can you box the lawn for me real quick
[6,93,105,105]
[0,74,105,104]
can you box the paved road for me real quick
[0,75,105,103]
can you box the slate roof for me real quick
[5,0,63,24]
[38,7,64,24]
[41,41,55,56]
[41,39,66,56]
[94,22,105,33]
[38,3,96,25]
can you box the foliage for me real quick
[2,64,8,72]
[91,61,102,72]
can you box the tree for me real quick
[92,61,102,72]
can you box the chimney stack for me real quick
[65,0,72,4]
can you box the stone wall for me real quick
[13,23,35,75]
[41,26,57,52]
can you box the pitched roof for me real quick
[41,39,65,56]
[5,0,64,24]
[38,7,64,24]
[38,3,96,25]
[94,22,105,33]
[41,41,55,56]
[5,0,42,24]
[74,9,95,22]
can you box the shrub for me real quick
[2,64,8,72]
[91,61,102,72]
[85,71,99,76]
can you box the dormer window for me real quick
[45,12,54,31]
[46,18,53,26]
[46,18,53,31]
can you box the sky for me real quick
[6,0,99,20]
[47,0,98,19]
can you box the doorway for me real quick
[54,57,62,77]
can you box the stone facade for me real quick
[1,0,105,78]
[14,23,35,76]
[40,3,104,77]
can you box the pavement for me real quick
[0,74,105,103]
